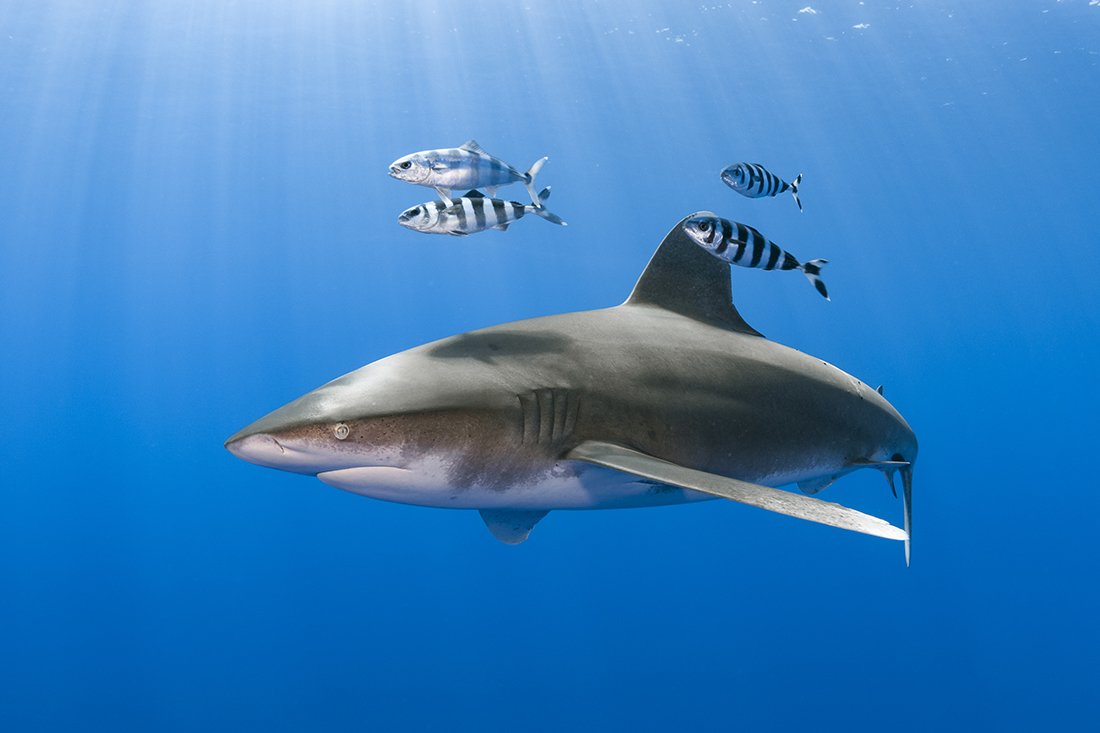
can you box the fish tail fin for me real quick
[800,258,829,300]
[524,157,548,205]
[791,173,803,212]
[532,186,566,226]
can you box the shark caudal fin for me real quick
[791,173,803,212]
[523,157,548,206]
[900,463,913,566]
[531,186,566,226]
[800,258,829,300]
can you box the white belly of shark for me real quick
[316,455,720,511]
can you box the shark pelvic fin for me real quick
[478,509,549,545]
[626,213,764,338]
[566,441,907,542]
[797,474,841,495]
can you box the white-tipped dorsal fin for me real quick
[479,509,548,544]
[566,441,907,541]
[460,139,487,155]
[626,213,764,338]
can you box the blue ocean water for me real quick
[2,1,1098,730]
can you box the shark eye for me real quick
[333,423,350,440]
[399,161,412,169]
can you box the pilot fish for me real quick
[681,214,828,299]
[388,139,547,206]
[398,188,566,237]
[720,162,803,212]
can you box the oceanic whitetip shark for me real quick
[225,214,917,562]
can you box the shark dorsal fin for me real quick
[626,212,764,337]
[460,139,487,155]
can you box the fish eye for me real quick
[698,221,711,232]
[410,207,420,215]
[399,161,412,169]
[333,423,350,440]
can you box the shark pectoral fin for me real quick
[797,474,840,495]
[565,441,908,542]
[479,509,549,545]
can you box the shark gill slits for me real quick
[333,423,350,440]
[519,388,578,447]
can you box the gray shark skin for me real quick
[225,214,917,560]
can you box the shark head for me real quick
[224,331,578,508]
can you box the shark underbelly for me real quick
[314,453,846,511]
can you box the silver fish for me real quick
[388,139,547,206]
[720,162,802,212]
[398,188,566,237]
[682,214,828,299]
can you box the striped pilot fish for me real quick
[681,214,829,299]
[720,162,803,212]
[389,139,547,206]
[398,188,566,237]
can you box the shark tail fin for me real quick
[800,258,829,300]
[523,157,548,206]
[791,173,803,212]
[900,463,913,566]
[532,186,566,226]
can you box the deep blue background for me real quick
[2,1,1098,730]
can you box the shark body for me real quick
[225,215,917,557]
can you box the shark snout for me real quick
[225,433,298,470]
[225,432,343,475]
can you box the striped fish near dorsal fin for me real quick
[459,139,488,155]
